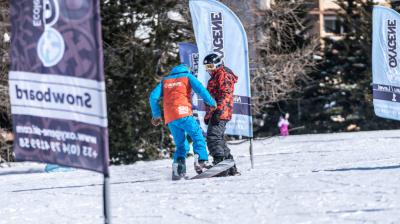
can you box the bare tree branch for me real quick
[252,0,318,114]
[0,0,11,126]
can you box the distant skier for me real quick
[278,113,290,136]
[203,53,239,176]
[149,64,216,180]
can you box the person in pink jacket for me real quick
[278,113,290,136]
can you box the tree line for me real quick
[0,0,399,164]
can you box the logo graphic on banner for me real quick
[9,0,109,174]
[191,52,200,75]
[35,0,65,67]
[372,6,400,121]
[189,0,253,137]
[37,27,65,67]
[210,12,224,58]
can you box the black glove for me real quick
[151,117,162,126]
[210,109,222,125]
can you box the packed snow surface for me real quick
[1,130,400,224]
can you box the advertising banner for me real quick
[372,6,400,121]
[178,42,201,113]
[178,42,199,76]
[189,0,253,137]
[9,0,109,174]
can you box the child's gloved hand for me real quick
[151,117,162,126]
[204,117,209,125]
[210,109,222,125]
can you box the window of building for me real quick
[258,0,272,10]
[324,15,344,35]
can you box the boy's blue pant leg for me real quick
[184,134,190,155]
[168,116,208,162]
[168,122,188,162]
[183,116,208,160]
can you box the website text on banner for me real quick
[189,0,253,137]
[9,0,109,174]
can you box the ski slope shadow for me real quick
[0,168,45,176]
[11,178,161,193]
[313,164,400,172]
[326,208,392,214]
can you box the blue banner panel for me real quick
[178,42,199,76]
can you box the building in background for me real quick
[217,0,393,68]
[309,0,390,41]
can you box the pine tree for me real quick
[0,0,11,130]
[252,0,318,135]
[0,1,193,163]
[101,0,193,163]
[302,0,400,133]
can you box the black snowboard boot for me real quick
[172,157,187,180]
[227,164,240,176]
[212,156,225,166]
[212,154,240,177]
[226,154,240,176]
[212,156,230,177]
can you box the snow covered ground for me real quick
[1,130,400,224]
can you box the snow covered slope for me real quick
[1,130,400,224]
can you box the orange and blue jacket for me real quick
[149,64,216,124]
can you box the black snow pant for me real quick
[206,120,231,158]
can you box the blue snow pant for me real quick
[168,116,208,162]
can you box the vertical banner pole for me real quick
[103,174,111,224]
[249,138,254,169]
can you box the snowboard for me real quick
[190,159,235,179]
